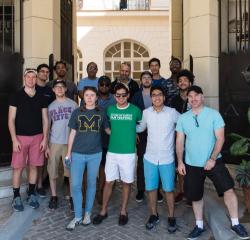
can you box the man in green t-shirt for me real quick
[93,83,142,226]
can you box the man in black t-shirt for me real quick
[8,68,49,212]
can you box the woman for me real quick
[66,87,110,230]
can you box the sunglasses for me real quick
[193,115,199,127]
[115,93,128,98]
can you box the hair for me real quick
[120,62,131,70]
[54,60,67,70]
[148,58,161,67]
[114,82,129,94]
[169,56,182,66]
[80,86,99,112]
[86,62,98,70]
[140,71,153,81]
[176,69,195,85]
[98,75,111,85]
[37,63,49,72]
[150,86,165,97]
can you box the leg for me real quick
[120,182,131,215]
[147,190,158,215]
[29,165,38,185]
[13,168,24,188]
[37,166,43,188]
[100,181,115,215]
[165,192,175,217]
[224,188,238,219]
[192,199,204,222]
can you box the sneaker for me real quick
[27,194,40,209]
[93,213,108,225]
[66,218,82,231]
[175,192,184,204]
[69,197,74,212]
[157,191,163,203]
[187,226,205,240]
[168,217,177,233]
[36,187,46,198]
[118,213,128,226]
[136,191,144,203]
[12,196,24,212]
[48,196,58,210]
[82,212,91,225]
[145,214,159,230]
[231,224,250,239]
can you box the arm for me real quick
[105,128,111,135]
[136,112,147,133]
[8,106,21,152]
[176,131,186,175]
[40,108,49,152]
[204,127,225,170]
[66,129,77,158]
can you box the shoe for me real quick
[136,191,144,203]
[69,197,74,212]
[187,226,205,240]
[93,213,108,225]
[168,217,177,233]
[175,192,184,204]
[82,212,91,225]
[27,194,40,209]
[36,187,46,198]
[231,224,250,239]
[118,213,128,226]
[12,196,24,212]
[48,196,58,209]
[145,214,159,230]
[157,191,163,203]
[66,218,82,231]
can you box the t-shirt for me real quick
[161,77,179,106]
[152,77,166,87]
[9,88,48,136]
[107,103,142,154]
[35,84,55,105]
[176,106,225,167]
[48,98,78,144]
[68,108,109,154]
[142,92,152,109]
[171,95,190,114]
[77,77,99,91]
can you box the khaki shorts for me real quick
[47,143,69,179]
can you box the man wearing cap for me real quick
[176,86,249,240]
[46,80,78,209]
[8,68,49,211]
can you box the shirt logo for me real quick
[78,115,101,132]
[110,113,132,121]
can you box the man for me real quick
[148,58,166,87]
[8,68,48,211]
[176,86,249,240]
[161,57,182,106]
[93,83,142,226]
[137,86,179,233]
[46,80,78,209]
[97,75,116,204]
[170,69,194,203]
[110,62,139,100]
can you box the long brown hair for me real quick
[80,86,100,112]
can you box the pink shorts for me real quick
[11,134,45,169]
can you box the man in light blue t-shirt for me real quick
[176,86,249,240]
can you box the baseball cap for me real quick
[187,85,203,95]
[24,68,37,76]
[53,79,67,88]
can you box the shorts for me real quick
[100,148,108,166]
[47,143,69,179]
[184,159,235,201]
[11,134,45,168]
[144,159,175,192]
[105,152,136,183]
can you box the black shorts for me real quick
[100,148,108,166]
[184,158,234,201]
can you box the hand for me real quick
[45,147,50,158]
[13,140,21,152]
[178,162,186,175]
[204,159,216,171]
[39,138,47,152]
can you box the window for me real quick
[104,40,150,82]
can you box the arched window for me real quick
[77,48,83,80]
[104,40,150,82]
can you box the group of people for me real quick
[8,58,249,240]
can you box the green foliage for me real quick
[230,138,249,156]
[235,160,250,187]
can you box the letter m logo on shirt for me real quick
[78,115,101,132]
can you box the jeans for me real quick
[71,152,102,219]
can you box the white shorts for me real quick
[105,152,136,183]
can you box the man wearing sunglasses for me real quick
[176,86,249,240]
[93,83,141,226]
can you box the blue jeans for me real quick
[71,152,102,219]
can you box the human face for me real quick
[24,72,37,88]
[98,81,110,94]
[141,74,152,89]
[53,84,66,98]
[84,89,97,108]
[170,60,181,74]
[55,63,67,78]
[87,63,98,79]
[188,91,204,109]
[119,64,130,81]
[151,89,164,108]
[37,67,49,82]
[149,61,160,76]
[177,76,191,91]
[115,89,129,107]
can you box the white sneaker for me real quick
[66,218,82,231]
[82,212,91,225]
